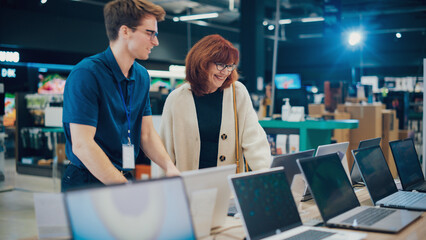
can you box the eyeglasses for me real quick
[145,29,158,41]
[132,27,158,41]
[215,63,236,72]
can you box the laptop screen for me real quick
[231,169,302,240]
[181,165,236,228]
[298,153,360,222]
[270,149,315,185]
[389,139,424,188]
[64,177,196,240]
[352,146,398,204]
[358,137,381,149]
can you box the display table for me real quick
[259,119,359,151]
[208,175,426,240]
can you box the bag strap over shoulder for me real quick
[232,83,248,173]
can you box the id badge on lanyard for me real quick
[118,80,135,169]
[122,142,135,169]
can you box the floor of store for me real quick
[0,158,59,240]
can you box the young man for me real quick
[61,0,179,191]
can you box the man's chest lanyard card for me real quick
[122,142,135,169]
[118,80,135,169]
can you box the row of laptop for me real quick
[37,138,425,239]
[231,137,426,240]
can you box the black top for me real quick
[193,89,223,169]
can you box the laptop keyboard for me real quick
[384,191,424,207]
[284,230,335,240]
[343,208,396,226]
[410,182,426,192]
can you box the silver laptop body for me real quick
[270,149,315,186]
[228,168,366,240]
[297,153,421,233]
[352,145,426,211]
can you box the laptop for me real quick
[350,137,381,185]
[64,177,196,240]
[389,138,426,192]
[302,142,349,201]
[352,145,426,211]
[228,168,366,240]
[270,149,315,186]
[181,165,236,237]
[297,153,421,233]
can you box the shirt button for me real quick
[221,134,227,140]
[219,155,226,162]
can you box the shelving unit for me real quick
[15,92,66,177]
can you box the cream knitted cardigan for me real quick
[159,81,271,173]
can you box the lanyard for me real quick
[117,80,133,144]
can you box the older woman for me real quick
[160,34,270,172]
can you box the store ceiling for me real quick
[3,0,425,38]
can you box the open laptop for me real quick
[301,142,349,201]
[389,138,426,192]
[228,167,366,240]
[270,149,315,186]
[350,137,381,185]
[352,145,426,211]
[64,177,196,240]
[297,153,421,233]
[181,164,236,237]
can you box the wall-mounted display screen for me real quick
[274,74,301,89]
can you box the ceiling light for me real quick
[268,25,275,31]
[279,19,292,25]
[175,12,219,22]
[301,17,324,23]
[40,0,47,4]
[348,31,362,46]
[262,20,268,26]
[396,32,402,38]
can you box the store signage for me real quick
[1,68,16,78]
[0,50,20,63]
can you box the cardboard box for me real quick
[382,110,399,178]
[308,104,325,116]
[332,112,351,145]
[344,104,383,169]
[399,129,410,140]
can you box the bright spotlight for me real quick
[262,20,268,26]
[348,31,362,46]
[41,0,47,4]
[267,25,275,31]
[396,32,402,38]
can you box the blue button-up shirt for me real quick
[63,47,152,171]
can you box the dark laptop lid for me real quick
[352,146,398,204]
[270,149,315,185]
[389,138,425,189]
[64,177,196,240]
[230,168,302,240]
[358,137,381,149]
[297,153,360,222]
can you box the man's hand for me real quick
[165,163,180,177]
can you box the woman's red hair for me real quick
[185,34,239,96]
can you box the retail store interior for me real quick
[0,0,426,239]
